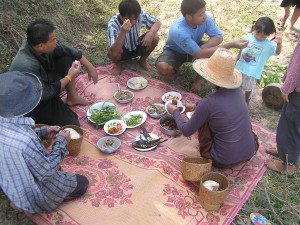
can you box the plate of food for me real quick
[165,100,185,114]
[146,103,166,118]
[97,136,121,154]
[127,77,148,90]
[87,102,119,127]
[186,111,195,119]
[132,133,161,152]
[103,119,126,136]
[122,111,147,128]
[162,91,182,103]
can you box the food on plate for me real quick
[125,114,143,127]
[89,105,119,128]
[103,138,117,149]
[128,77,147,89]
[170,99,183,112]
[115,91,133,100]
[161,118,179,130]
[147,103,165,115]
[64,128,81,139]
[132,138,167,149]
[164,94,180,102]
[107,122,124,135]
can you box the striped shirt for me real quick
[107,10,158,51]
[0,116,77,213]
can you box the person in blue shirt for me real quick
[236,17,282,106]
[0,71,89,215]
[107,0,161,75]
[156,0,248,92]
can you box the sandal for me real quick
[265,159,297,174]
[265,147,279,157]
[250,212,274,225]
[287,31,299,41]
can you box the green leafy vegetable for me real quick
[89,105,119,129]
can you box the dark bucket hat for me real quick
[0,71,42,118]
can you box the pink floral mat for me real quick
[32,65,274,225]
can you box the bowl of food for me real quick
[114,90,134,104]
[146,103,166,119]
[159,115,181,136]
[97,136,121,154]
[104,119,126,136]
[162,91,182,103]
[165,100,185,114]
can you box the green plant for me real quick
[259,62,288,88]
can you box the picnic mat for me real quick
[32,65,275,225]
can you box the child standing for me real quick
[236,17,282,105]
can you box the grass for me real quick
[0,0,300,224]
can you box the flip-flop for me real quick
[265,147,279,157]
[287,32,299,41]
[250,212,274,225]
[265,159,296,174]
[276,19,286,28]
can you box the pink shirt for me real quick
[281,41,300,95]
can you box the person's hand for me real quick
[57,129,71,143]
[166,103,177,114]
[68,60,81,80]
[273,32,283,44]
[47,126,60,139]
[281,92,289,102]
[87,66,98,84]
[184,102,196,112]
[141,31,154,47]
[232,39,249,49]
[120,19,132,34]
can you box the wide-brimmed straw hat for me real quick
[0,71,42,118]
[192,48,242,89]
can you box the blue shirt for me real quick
[0,117,77,213]
[107,10,158,51]
[164,14,223,55]
[236,33,277,79]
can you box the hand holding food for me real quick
[57,129,71,143]
[47,126,60,139]
[68,60,82,80]
[121,19,132,33]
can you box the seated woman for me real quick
[167,48,259,168]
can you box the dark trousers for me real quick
[68,174,89,198]
[26,56,80,127]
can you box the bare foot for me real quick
[10,202,33,217]
[111,63,122,75]
[66,95,92,106]
[138,59,151,71]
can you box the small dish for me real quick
[122,111,147,128]
[159,115,181,137]
[114,90,134,104]
[87,102,118,125]
[132,133,159,152]
[104,119,126,136]
[97,136,121,154]
[146,103,166,119]
[162,91,182,103]
[165,100,185,114]
[186,111,195,119]
[127,77,148,90]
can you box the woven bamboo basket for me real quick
[61,125,83,156]
[182,157,212,181]
[199,172,229,211]
[35,124,52,149]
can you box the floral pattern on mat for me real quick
[32,66,274,225]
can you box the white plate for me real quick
[186,111,194,119]
[87,102,117,124]
[165,100,185,114]
[162,91,182,103]
[122,111,147,128]
[103,119,126,136]
[127,77,148,90]
[133,133,159,152]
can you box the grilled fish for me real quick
[132,138,167,149]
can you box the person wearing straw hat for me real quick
[10,19,98,127]
[167,48,259,168]
[0,71,89,214]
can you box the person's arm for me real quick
[59,60,81,90]
[141,20,161,47]
[79,56,98,84]
[200,36,223,49]
[273,32,283,55]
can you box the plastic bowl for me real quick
[146,103,166,119]
[97,136,121,154]
[159,115,181,136]
[114,90,134,104]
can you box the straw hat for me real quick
[0,71,42,118]
[192,48,242,89]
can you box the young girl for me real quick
[236,17,282,105]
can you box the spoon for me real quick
[117,83,121,93]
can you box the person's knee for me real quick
[107,50,122,62]
[156,62,174,76]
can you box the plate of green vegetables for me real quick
[87,102,120,128]
[122,111,147,128]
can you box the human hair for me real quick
[181,0,206,16]
[118,0,141,18]
[27,19,55,46]
[251,17,276,35]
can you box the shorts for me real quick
[121,33,147,61]
[241,73,257,92]
[155,48,193,71]
[280,0,300,8]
